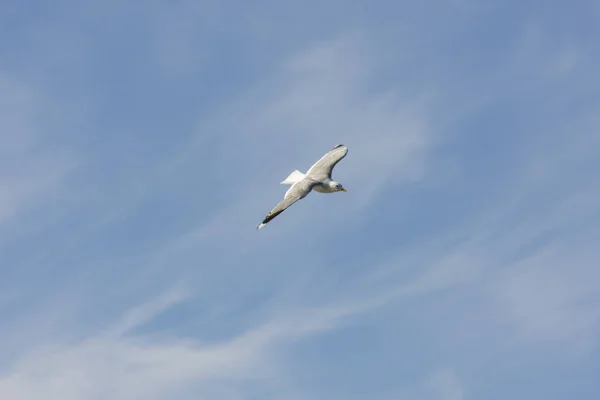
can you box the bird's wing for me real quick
[305,144,348,181]
[257,179,317,229]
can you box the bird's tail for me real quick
[280,170,305,185]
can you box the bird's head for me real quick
[331,181,347,192]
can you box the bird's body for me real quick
[257,144,348,229]
[312,178,339,193]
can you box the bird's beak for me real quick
[341,188,347,192]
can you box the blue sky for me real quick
[1,0,599,398]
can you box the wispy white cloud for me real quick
[0,286,390,400]
[155,33,434,251]
[0,72,77,243]
[491,236,600,349]
[1,2,599,400]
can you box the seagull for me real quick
[257,144,348,229]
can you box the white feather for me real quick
[280,170,305,185]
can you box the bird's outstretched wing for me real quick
[257,179,318,229]
[305,144,348,181]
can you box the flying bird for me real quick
[257,144,348,229]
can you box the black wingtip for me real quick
[333,144,345,149]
